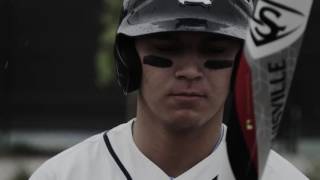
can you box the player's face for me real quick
[135,32,241,131]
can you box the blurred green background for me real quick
[0,0,320,179]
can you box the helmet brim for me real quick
[118,17,247,40]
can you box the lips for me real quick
[171,92,206,97]
[169,91,207,100]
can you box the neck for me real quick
[133,99,223,177]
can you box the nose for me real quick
[174,55,203,81]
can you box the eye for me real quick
[202,46,225,54]
[155,45,177,52]
[153,43,183,54]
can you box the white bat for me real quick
[226,0,313,179]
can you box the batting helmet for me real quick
[114,0,254,94]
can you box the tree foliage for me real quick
[96,0,122,87]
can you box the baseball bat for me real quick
[226,0,313,179]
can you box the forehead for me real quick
[136,32,242,45]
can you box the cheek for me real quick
[141,65,173,93]
[206,70,232,96]
[139,55,174,87]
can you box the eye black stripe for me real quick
[143,55,173,68]
[204,60,233,70]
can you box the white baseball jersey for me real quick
[29,119,309,180]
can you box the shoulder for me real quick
[262,150,309,180]
[29,121,133,180]
[29,132,106,180]
[222,124,308,180]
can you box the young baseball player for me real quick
[29,0,309,179]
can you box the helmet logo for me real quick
[178,0,213,7]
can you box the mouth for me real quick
[169,92,207,100]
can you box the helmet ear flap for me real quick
[114,35,142,94]
[229,47,243,91]
[223,46,243,125]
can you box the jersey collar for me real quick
[107,119,235,180]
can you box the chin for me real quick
[164,111,207,132]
